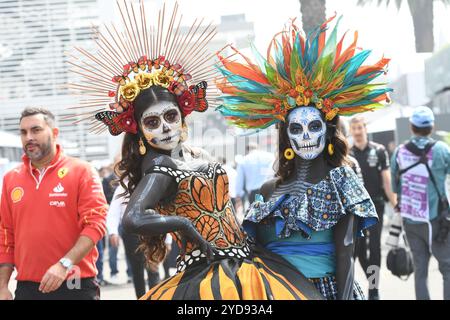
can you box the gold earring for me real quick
[180,124,188,142]
[328,143,334,156]
[139,138,146,155]
[284,147,295,160]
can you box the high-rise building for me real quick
[0,0,111,161]
[0,1,262,163]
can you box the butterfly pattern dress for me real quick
[139,161,324,300]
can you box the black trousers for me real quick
[248,189,259,205]
[15,277,99,300]
[121,230,160,299]
[355,200,385,278]
[163,243,179,280]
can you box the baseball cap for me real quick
[409,106,434,128]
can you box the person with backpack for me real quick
[391,106,450,300]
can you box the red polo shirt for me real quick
[0,145,107,282]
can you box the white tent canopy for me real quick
[355,103,415,133]
[0,131,21,147]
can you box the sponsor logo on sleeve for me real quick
[11,187,24,203]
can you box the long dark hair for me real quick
[276,108,351,183]
[115,85,182,266]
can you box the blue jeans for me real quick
[118,224,133,278]
[108,238,119,276]
[95,238,104,281]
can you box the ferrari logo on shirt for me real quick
[58,168,69,179]
[11,187,24,203]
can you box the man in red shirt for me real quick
[0,107,108,300]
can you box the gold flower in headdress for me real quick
[316,99,323,109]
[120,82,140,101]
[153,71,171,88]
[325,108,339,121]
[135,73,153,90]
[295,95,304,106]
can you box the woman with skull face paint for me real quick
[67,1,323,300]
[216,15,392,300]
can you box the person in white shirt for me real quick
[235,142,275,210]
[218,157,237,206]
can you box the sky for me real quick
[113,0,450,82]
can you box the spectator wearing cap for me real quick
[391,106,450,300]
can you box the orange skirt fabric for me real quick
[140,246,323,300]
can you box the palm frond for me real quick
[357,0,450,10]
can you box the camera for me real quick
[434,197,450,244]
[435,212,450,244]
[386,213,403,247]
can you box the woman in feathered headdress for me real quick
[216,15,391,300]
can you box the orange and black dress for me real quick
[140,162,323,300]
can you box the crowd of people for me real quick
[0,1,449,301]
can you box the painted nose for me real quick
[303,132,310,140]
[162,123,171,133]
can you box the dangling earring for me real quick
[284,147,295,160]
[139,138,147,155]
[328,142,334,156]
[180,123,188,143]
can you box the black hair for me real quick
[115,86,183,266]
[132,86,178,123]
[20,107,56,128]
[411,124,433,136]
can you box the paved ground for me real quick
[6,210,445,300]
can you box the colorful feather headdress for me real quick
[216,15,392,129]
[66,0,219,136]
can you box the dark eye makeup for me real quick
[308,120,323,132]
[289,123,303,135]
[164,109,180,123]
[142,116,161,130]
[142,108,180,130]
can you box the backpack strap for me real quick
[398,140,436,176]
[398,140,449,217]
[395,140,436,212]
[403,140,442,196]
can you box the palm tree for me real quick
[357,0,450,53]
[299,0,326,35]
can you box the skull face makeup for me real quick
[287,106,326,160]
[140,101,183,151]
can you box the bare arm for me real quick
[0,264,13,300]
[381,169,397,207]
[38,235,96,294]
[64,236,95,265]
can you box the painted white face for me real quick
[140,101,183,151]
[287,107,326,160]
